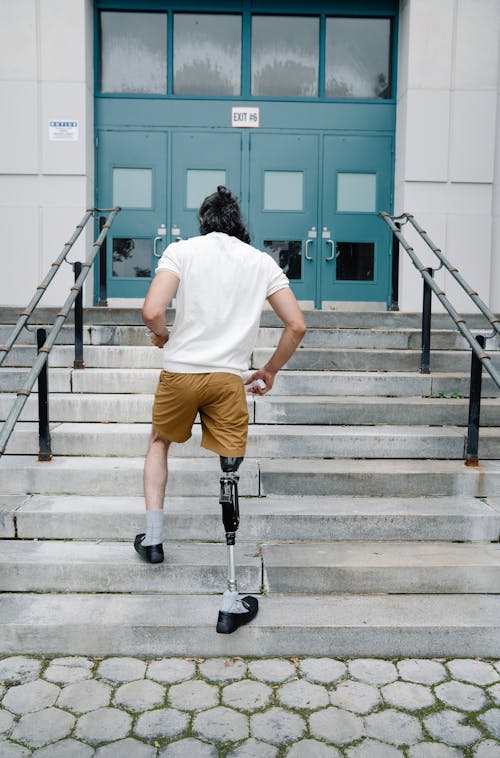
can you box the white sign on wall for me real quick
[231,107,260,128]
[49,120,79,141]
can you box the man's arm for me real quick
[245,287,306,394]
[142,271,180,348]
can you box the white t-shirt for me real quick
[156,232,289,375]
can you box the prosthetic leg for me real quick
[216,456,259,634]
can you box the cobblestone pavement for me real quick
[1,656,500,757]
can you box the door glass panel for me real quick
[325,18,391,99]
[186,169,226,209]
[264,171,303,211]
[337,173,376,212]
[174,14,241,96]
[264,240,302,279]
[113,168,152,209]
[112,238,151,278]
[252,16,319,97]
[336,242,374,281]
[100,12,167,94]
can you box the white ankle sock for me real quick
[220,589,248,614]
[142,509,164,546]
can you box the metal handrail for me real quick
[380,211,500,466]
[0,207,120,458]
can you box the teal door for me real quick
[249,133,319,305]
[97,130,168,298]
[321,135,393,305]
[170,131,242,241]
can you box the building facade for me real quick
[0,0,499,312]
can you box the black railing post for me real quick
[390,222,400,310]
[98,216,108,307]
[420,267,433,374]
[36,328,52,462]
[73,261,84,369]
[465,334,485,466]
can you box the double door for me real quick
[97,129,393,306]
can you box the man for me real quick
[136,185,306,632]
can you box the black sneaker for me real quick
[134,533,164,564]
[216,596,259,634]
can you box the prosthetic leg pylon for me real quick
[216,456,259,634]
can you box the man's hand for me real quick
[245,368,276,395]
[148,331,169,349]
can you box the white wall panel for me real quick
[0,0,37,80]
[407,0,454,89]
[444,213,492,314]
[398,211,448,312]
[0,176,87,207]
[450,91,497,183]
[0,82,38,174]
[454,0,499,90]
[405,90,451,181]
[41,83,87,175]
[40,0,87,81]
[0,206,40,306]
[40,206,88,306]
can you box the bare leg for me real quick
[144,430,171,510]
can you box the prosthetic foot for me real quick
[216,456,259,634]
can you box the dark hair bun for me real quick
[217,186,233,201]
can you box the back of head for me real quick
[199,186,251,244]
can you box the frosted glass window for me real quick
[100,12,167,94]
[252,16,319,97]
[113,168,152,209]
[325,17,391,99]
[174,14,241,95]
[264,171,303,211]
[112,238,151,278]
[186,170,226,209]
[337,173,376,212]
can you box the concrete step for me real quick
[262,541,500,594]
[5,345,499,372]
[1,592,499,656]
[260,458,500,497]
[0,540,261,594]
[7,422,494,459]
[1,456,500,498]
[4,393,500,426]
[3,368,497,397]
[0,457,260,497]
[8,495,500,543]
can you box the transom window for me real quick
[99,10,393,100]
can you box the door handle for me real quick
[325,239,336,261]
[305,239,314,261]
[153,236,164,258]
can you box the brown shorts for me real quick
[152,371,249,457]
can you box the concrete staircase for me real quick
[1,307,500,657]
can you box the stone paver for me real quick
[147,658,195,683]
[113,678,165,712]
[96,657,147,683]
[300,658,347,683]
[364,708,423,746]
[381,681,435,710]
[75,707,132,745]
[3,679,60,715]
[348,658,398,685]
[251,707,306,745]
[222,680,273,711]
[397,659,448,685]
[168,679,219,711]
[278,679,329,710]
[199,657,247,681]
[193,706,249,743]
[447,659,499,685]
[31,738,94,757]
[57,679,112,713]
[10,707,75,749]
[0,657,41,684]
[1,656,500,755]
[435,680,488,711]
[424,709,482,747]
[135,708,188,740]
[309,706,364,744]
[330,679,381,713]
